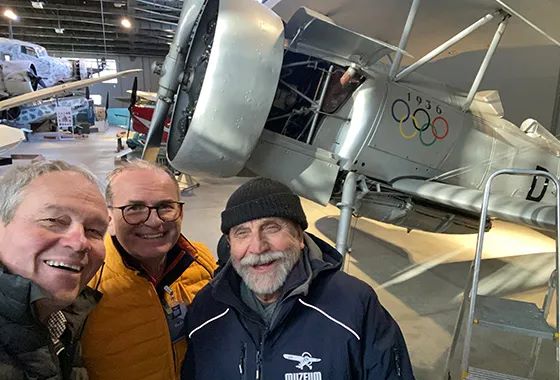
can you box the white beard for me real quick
[232,247,301,298]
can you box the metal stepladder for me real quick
[445,168,560,380]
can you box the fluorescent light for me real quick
[54,28,65,34]
[121,17,132,28]
[3,9,18,21]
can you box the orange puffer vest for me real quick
[81,234,216,380]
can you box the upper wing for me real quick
[0,69,142,112]
[392,178,556,231]
[282,354,304,362]
[272,0,560,65]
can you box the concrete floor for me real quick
[4,126,558,379]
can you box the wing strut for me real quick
[389,0,421,79]
[462,14,510,111]
[395,10,501,81]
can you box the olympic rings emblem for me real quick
[391,99,449,146]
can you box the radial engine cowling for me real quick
[166,0,284,177]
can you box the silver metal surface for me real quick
[284,7,401,68]
[142,0,206,162]
[474,295,555,339]
[306,65,333,144]
[336,171,357,256]
[167,0,284,176]
[466,367,530,380]
[334,79,386,171]
[392,178,557,231]
[389,0,421,79]
[462,16,510,112]
[459,169,560,379]
[245,129,339,205]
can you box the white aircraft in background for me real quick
[0,38,104,99]
[0,69,141,147]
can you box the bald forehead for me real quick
[111,168,179,199]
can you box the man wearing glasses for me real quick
[81,160,216,380]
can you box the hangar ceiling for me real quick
[0,0,180,57]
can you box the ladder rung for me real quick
[474,295,555,339]
[465,367,529,380]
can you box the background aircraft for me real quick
[0,37,105,99]
[0,68,141,147]
[143,0,560,256]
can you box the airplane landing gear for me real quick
[336,171,358,261]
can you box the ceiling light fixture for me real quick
[121,17,132,28]
[31,1,45,9]
[3,9,18,21]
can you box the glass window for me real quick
[62,57,119,84]
[21,46,38,57]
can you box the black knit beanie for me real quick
[221,177,308,234]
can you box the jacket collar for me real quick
[104,233,196,286]
[0,265,101,335]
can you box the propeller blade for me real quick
[104,91,110,125]
[129,76,138,112]
[142,101,169,162]
[127,77,138,140]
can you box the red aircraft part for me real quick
[132,105,170,141]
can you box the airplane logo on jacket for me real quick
[283,352,322,370]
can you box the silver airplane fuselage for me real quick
[147,0,560,235]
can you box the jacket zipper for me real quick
[255,334,265,380]
[239,342,247,380]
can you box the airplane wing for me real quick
[0,69,142,112]
[272,0,560,65]
[0,124,25,155]
[392,178,556,231]
[282,354,304,361]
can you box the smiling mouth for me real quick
[138,232,165,240]
[44,260,83,273]
[252,260,278,270]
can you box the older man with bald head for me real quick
[82,160,216,380]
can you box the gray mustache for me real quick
[240,251,285,266]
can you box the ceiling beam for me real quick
[135,0,181,12]
[0,23,172,41]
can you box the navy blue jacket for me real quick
[182,233,414,379]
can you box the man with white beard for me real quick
[182,177,415,379]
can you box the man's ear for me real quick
[107,210,116,236]
[297,226,305,250]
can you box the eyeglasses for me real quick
[109,201,184,225]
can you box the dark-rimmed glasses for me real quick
[108,201,184,225]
